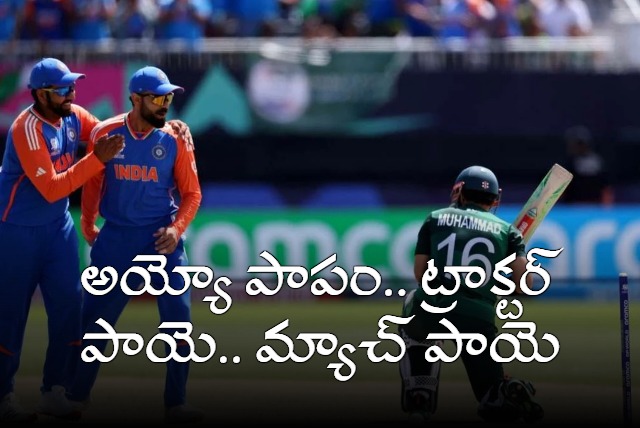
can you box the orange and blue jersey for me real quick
[0,104,103,225]
[81,113,201,240]
[0,102,102,397]
[71,114,201,407]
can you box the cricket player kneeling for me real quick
[399,290,441,422]
[398,165,546,425]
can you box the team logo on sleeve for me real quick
[152,144,167,160]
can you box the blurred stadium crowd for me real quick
[0,0,613,43]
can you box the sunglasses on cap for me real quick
[138,92,174,106]
[41,85,75,97]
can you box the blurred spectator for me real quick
[22,0,72,40]
[112,0,158,39]
[396,0,438,37]
[5,0,607,41]
[275,0,305,36]
[296,0,336,35]
[515,0,542,36]
[462,0,522,44]
[205,0,234,37]
[298,0,336,20]
[489,0,522,37]
[466,0,497,42]
[466,0,523,40]
[0,0,25,41]
[156,0,211,44]
[330,0,368,36]
[364,0,403,36]
[438,0,474,39]
[68,0,117,41]
[533,0,592,36]
[562,125,614,205]
[227,0,280,37]
[300,14,338,38]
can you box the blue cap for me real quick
[128,66,184,95]
[28,58,85,89]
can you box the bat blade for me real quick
[512,163,573,243]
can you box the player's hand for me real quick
[153,226,180,255]
[93,134,124,163]
[81,221,100,246]
[169,120,193,148]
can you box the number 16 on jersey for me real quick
[512,163,573,244]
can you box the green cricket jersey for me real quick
[413,204,526,324]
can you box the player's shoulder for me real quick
[10,107,43,140]
[90,113,126,140]
[11,107,34,128]
[100,113,127,128]
[69,103,90,115]
[429,206,450,217]
[478,210,513,231]
[161,121,194,151]
[486,210,509,225]
[422,206,458,225]
[433,204,469,216]
[160,122,178,137]
[491,214,522,238]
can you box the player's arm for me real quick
[154,128,202,254]
[80,137,105,245]
[81,119,128,244]
[414,217,432,283]
[13,119,105,203]
[170,127,201,236]
[73,104,101,142]
[415,254,430,284]
[509,256,532,295]
[507,227,532,295]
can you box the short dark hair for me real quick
[461,189,497,205]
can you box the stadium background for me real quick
[1,0,640,425]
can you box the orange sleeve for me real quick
[13,118,105,204]
[80,137,105,243]
[71,104,101,142]
[170,128,202,237]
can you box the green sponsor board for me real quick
[71,208,431,283]
[245,49,425,135]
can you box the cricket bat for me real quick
[512,163,573,243]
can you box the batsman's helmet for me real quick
[451,165,501,211]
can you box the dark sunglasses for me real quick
[138,92,174,106]
[42,85,75,97]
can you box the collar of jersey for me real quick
[125,113,155,140]
[460,202,489,212]
[29,106,62,129]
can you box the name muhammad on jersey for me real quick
[437,212,502,235]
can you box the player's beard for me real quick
[46,93,72,117]
[141,103,167,128]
